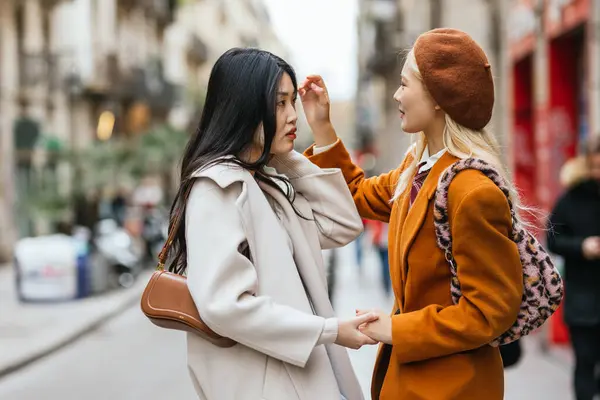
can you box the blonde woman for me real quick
[299,29,523,399]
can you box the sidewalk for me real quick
[0,264,151,378]
[330,244,394,396]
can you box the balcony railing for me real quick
[83,53,121,95]
[367,0,398,22]
[119,0,176,24]
[187,35,209,66]
[18,51,63,91]
[366,20,404,76]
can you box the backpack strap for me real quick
[433,158,520,301]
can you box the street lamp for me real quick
[64,68,83,165]
[64,69,84,225]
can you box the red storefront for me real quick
[509,0,591,344]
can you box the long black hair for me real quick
[167,48,301,274]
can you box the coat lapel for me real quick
[236,180,258,258]
[259,183,368,400]
[258,182,333,314]
[399,152,458,292]
[390,189,410,307]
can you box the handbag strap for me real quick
[157,182,194,271]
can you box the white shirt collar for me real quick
[418,146,447,173]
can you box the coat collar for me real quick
[418,146,448,173]
[397,151,459,295]
[189,158,289,190]
[190,159,252,189]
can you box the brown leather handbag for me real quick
[140,183,237,348]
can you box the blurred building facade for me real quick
[0,0,287,261]
[508,0,600,348]
[0,0,180,252]
[355,0,509,173]
[356,0,600,216]
[508,0,600,214]
[164,0,288,131]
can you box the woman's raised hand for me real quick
[299,75,338,148]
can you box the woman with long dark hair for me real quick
[169,48,375,400]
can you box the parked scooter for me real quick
[93,219,144,289]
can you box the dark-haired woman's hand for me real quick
[299,75,337,147]
[356,309,392,345]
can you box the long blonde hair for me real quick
[392,50,532,223]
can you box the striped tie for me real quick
[410,162,429,207]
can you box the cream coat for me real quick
[184,150,365,400]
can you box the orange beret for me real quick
[414,28,494,131]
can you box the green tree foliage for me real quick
[25,124,189,223]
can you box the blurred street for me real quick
[0,1,597,399]
[0,244,574,400]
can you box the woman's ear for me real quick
[434,104,441,111]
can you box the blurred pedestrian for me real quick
[74,190,100,233]
[354,221,366,272]
[164,48,376,400]
[303,29,526,399]
[353,151,376,274]
[366,219,391,295]
[111,187,128,227]
[547,136,600,400]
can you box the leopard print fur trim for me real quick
[433,158,564,346]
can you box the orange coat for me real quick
[306,141,523,400]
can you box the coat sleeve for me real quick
[390,183,523,364]
[547,193,585,259]
[185,178,327,367]
[268,150,364,249]
[303,140,407,223]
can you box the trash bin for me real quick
[14,235,79,302]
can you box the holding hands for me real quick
[333,309,393,350]
[356,309,393,345]
[336,312,380,349]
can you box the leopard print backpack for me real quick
[433,158,564,346]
